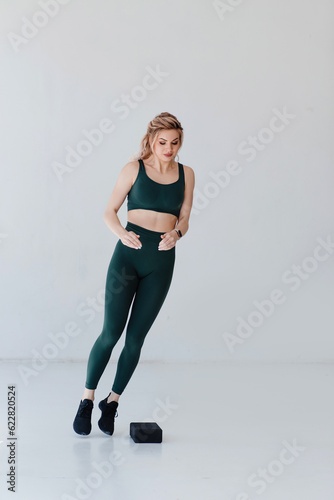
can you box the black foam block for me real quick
[130,422,163,443]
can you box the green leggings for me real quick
[85,221,176,394]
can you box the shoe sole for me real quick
[73,428,91,436]
[98,425,113,436]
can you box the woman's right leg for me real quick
[73,241,138,435]
[83,240,139,395]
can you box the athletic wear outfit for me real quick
[84,159,185,395]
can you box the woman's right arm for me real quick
[103,162,142,249]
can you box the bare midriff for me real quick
[127,209,178,233]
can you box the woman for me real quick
[73,111,195,436]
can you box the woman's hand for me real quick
[120,231,142,249]
[158,230,179,251]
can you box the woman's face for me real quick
[152,130,181,161]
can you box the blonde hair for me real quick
[129,112,184,161]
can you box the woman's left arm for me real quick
[158,165,195,250]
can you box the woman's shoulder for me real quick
[121,160,140,175]
[123,159,140,168]
[117,160,141,187]
[182,164,195,178]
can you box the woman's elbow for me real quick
[103,209,115,222]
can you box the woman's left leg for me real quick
[111,247,175,395]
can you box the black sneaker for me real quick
[73,399,94,435]
[98,394,118,435]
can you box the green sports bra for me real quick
[127,159,185,218]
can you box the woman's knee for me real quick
[124,332,146,355]
[98,327,123,350]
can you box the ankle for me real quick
[107,391,120,404]
[82,388,95,402]
[107,397,119,404]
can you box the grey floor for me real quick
[0,360,333,500]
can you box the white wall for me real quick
[1,0,333,366]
